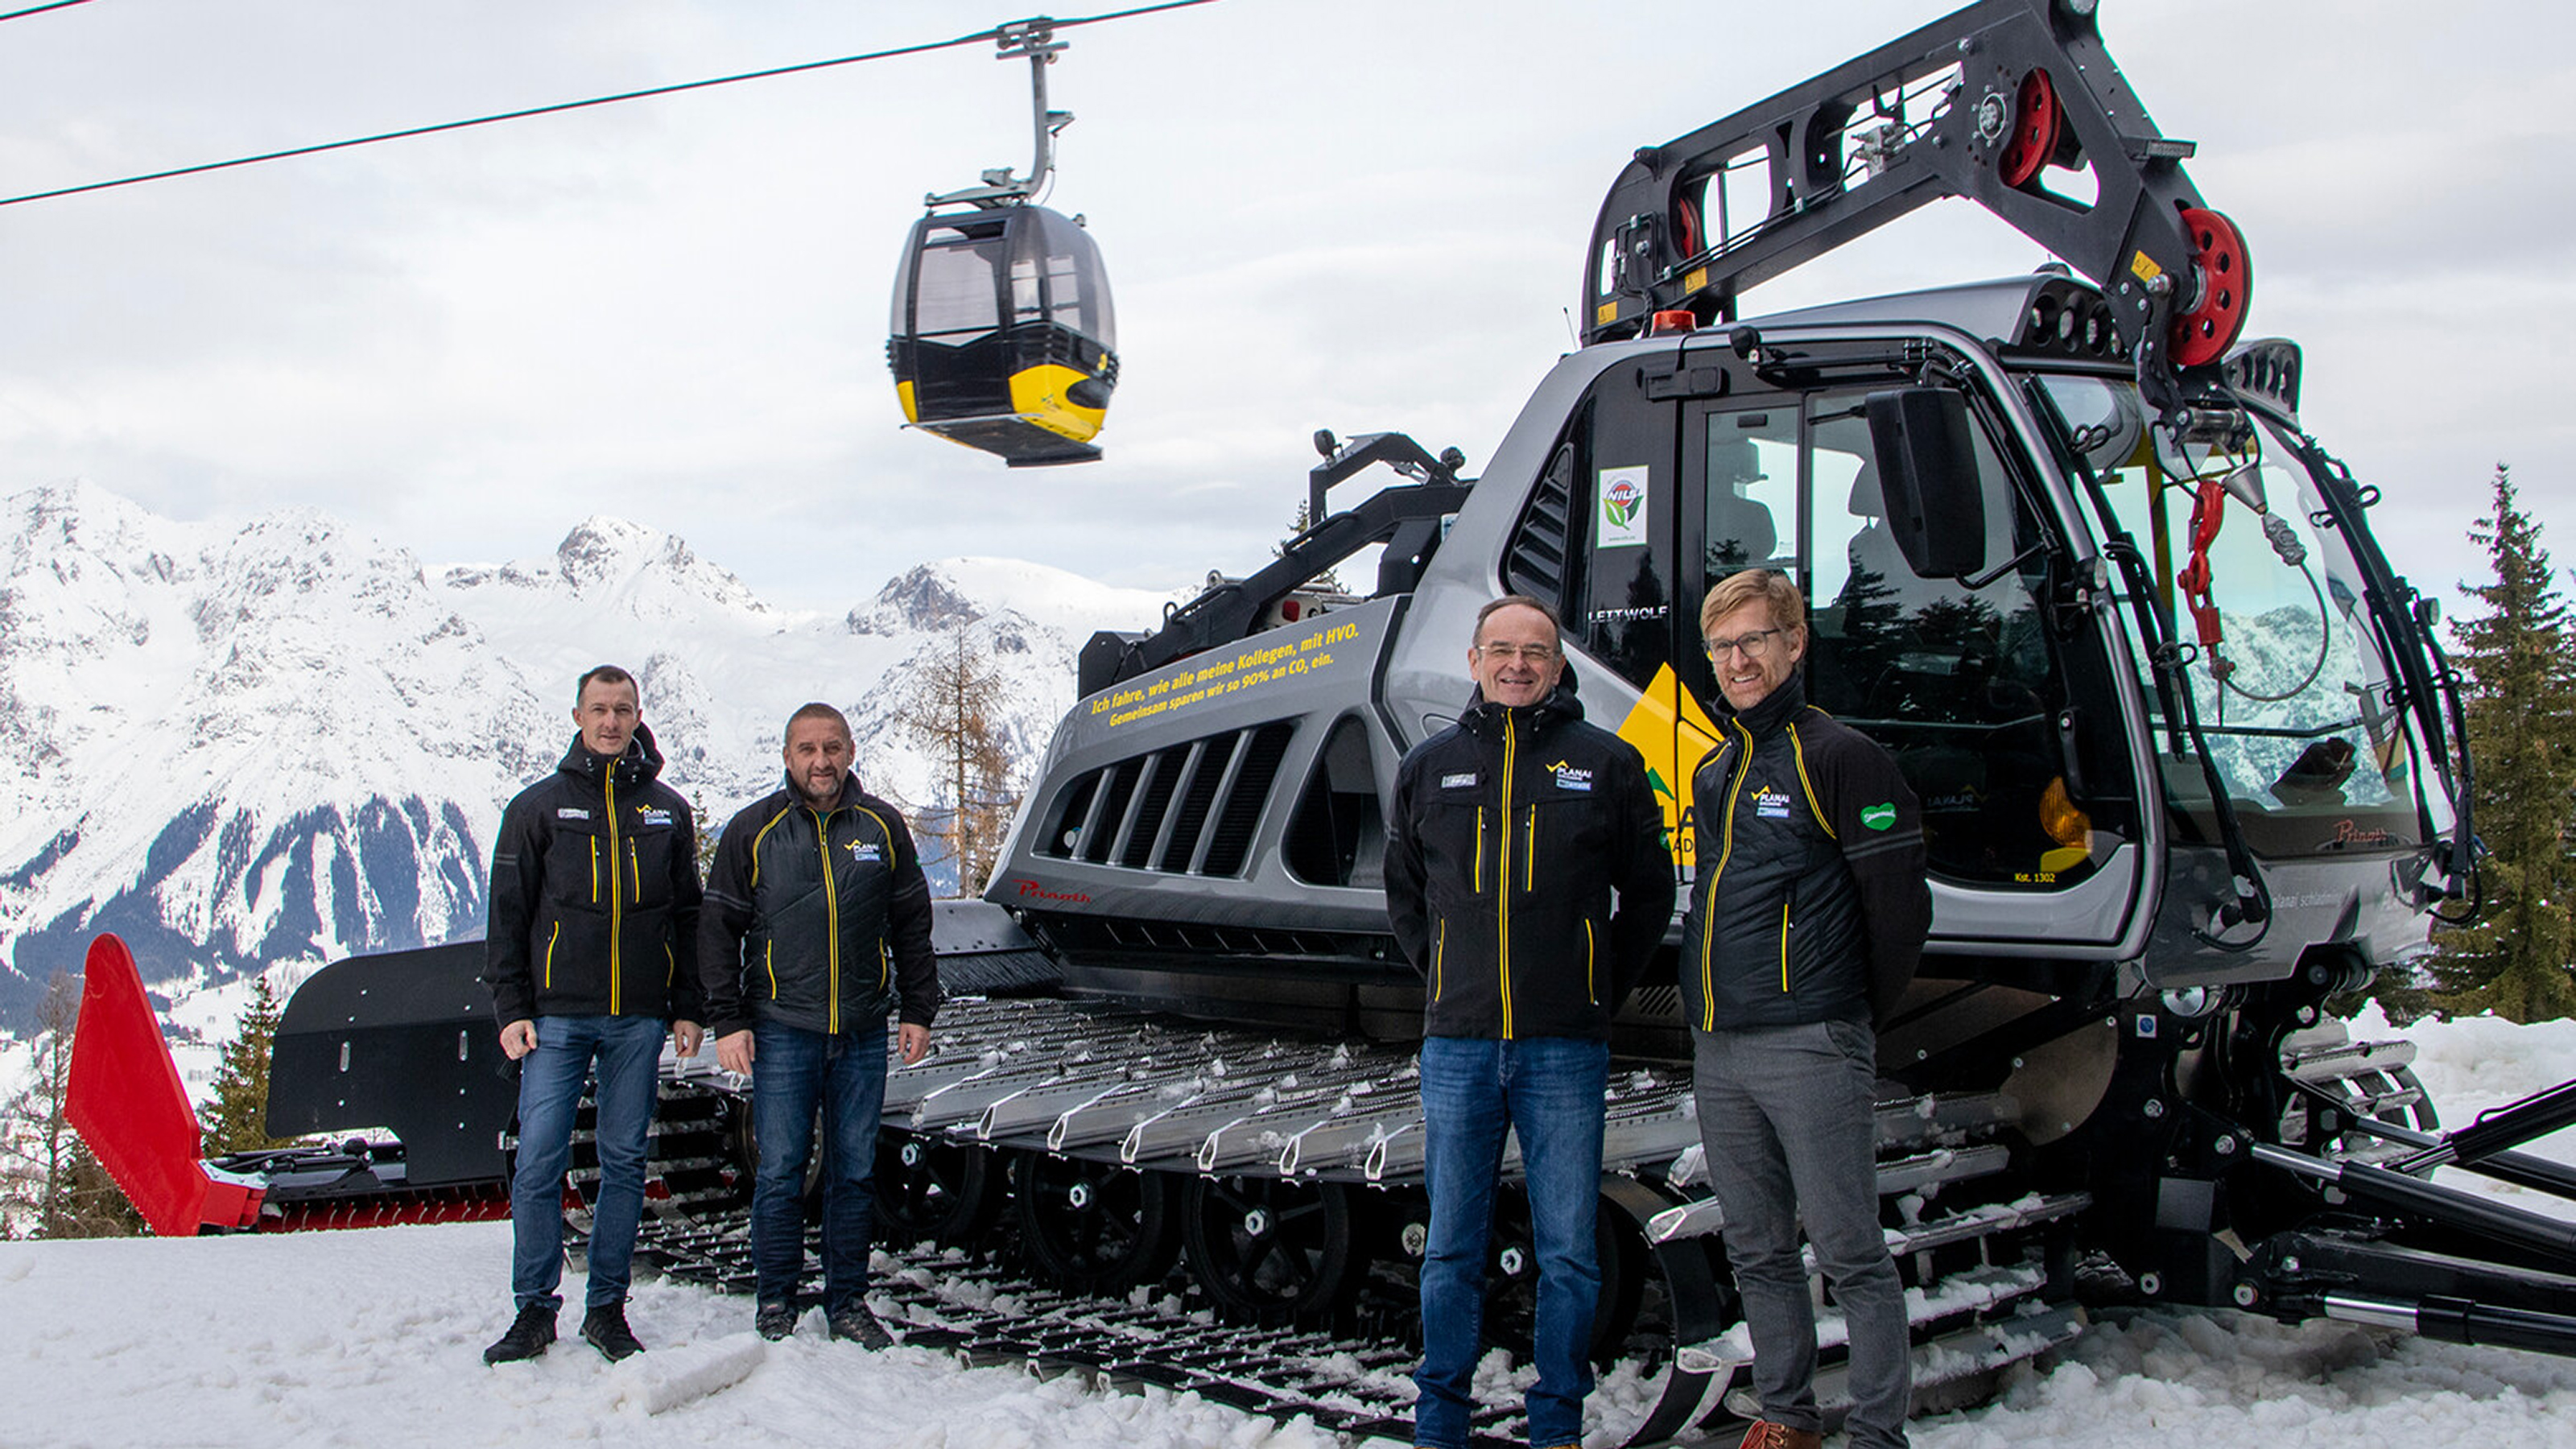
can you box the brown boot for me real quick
[1736,1422,1825,1449]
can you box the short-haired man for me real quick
[483,663,704,1364]
[1682,570,1930,1449]
[699,702,938,1347]
[1385,597,1676,1449]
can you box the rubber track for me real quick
[630,1215,1507,1447]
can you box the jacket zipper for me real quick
[629,839,642,904]
[815,808,841,1033]
[544,921,560,989]
[1497,713,1517,1039]
[1473,807,1485,893]
[1524,805,1537,891]
[1778,898,1793,993]
[1433,919,1446,1001]
[1585,919,1597,1005]
[1696,719,1757,1032]
[605,774,622,1014]
[588,838,599,903]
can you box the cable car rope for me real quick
[0,0,1217,209]
[0,1,93,23]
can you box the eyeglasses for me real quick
[1703,627,1784,660]
[1476,642,1560,664]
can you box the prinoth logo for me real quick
[1015,878,1094,905]
[1609,663,1726,869]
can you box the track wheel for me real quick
[874,1129,1002,1246]
[1182,1175,1357,1324]
[1480,1185,1645,1367]
[1011,1152,1180,1294]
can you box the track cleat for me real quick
[482,1304,556,1364]
[1735,1424,1823,1449]
[825,1303,895,1349]
[755,1302,797,1341]
[580,1303,644,1361]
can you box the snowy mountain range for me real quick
[0,480,1173,1033]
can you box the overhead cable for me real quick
[0,0,1216,208]
[1,0,96,21]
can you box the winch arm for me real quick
[1582,0,2244,417]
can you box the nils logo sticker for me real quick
[1597,466,1649,549]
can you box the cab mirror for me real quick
[1865,388,1988,580]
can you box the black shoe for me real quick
[580,1303,644,1362]
[824,1304,894,1349]
[755,1302,797,1341]
[483,1304,556,1364]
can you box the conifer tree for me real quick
[198,973,290,1157]
[2428,465,2576,1022]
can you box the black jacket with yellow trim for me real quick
[1678,667,1930,1031]
[485,724,703,1027]
[1385,683,1676,1042]
[697,774,939,1040]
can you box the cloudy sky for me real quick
[2,0,2568,613]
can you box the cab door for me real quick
[1665,380,2145,954]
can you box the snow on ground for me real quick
[2,1009,2574,1448]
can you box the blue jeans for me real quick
[1414,1034,1608,1449]
[509,1013,666,1313]
[749,1022,889,1315]
[1695,1020,1910,1449]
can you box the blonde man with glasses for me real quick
[1385,596,1674,1449]
[1681,569,1930,1449]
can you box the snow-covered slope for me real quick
[0,481,1172,1030]
[2,1010,2572,1448]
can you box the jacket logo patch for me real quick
[634,806,674,828]
[1861,802,1897,831]
[1752,785,1793,820]
[555,807,592,820]
[1439,772,1478,790]
[1550,762,1593,792]
[847,840,884,862]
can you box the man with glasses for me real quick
[1682,569,1930,1449]
[1385,596,1675,1449]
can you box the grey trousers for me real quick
[1694,1020,1911,1449]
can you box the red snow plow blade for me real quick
[66,934,264,1235]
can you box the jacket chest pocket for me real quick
[1420,796,1492,897]
[626,823,678,909]
[1521,790,1610,894]
[543,824,610,911]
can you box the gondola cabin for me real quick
[888,204,1118,467]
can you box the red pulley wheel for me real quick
[1998,68,2060,188]
[2170,206,2253,368]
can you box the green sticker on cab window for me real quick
[1861,803,1897,831]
